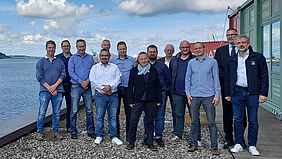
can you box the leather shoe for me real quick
[87,133,96,139]
[188,146,198,152]
[148,144,158,151]
[126,143,134,150]
[223,141,234,149]
[71,134,78,139]
[156,138,165,147]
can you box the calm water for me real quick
[0,58,40,120]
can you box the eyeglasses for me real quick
[226,34,238,37]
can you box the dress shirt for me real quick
[89,63,121,93]
[236,50,249,87]
[68,53,94,84]
[110,55,135,87]
[229,44,238,56]
[185,56,221,98]
[165,57,170,68]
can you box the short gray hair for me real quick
[234,35,250,44]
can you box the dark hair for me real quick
[99,48,110,56]
[147,44,158,52]
[102,39,110,43]
[226,28,238,33]
[76,39,86,46]
[117,41,127,48]
[61,40,70,47]
[46,40,56,48]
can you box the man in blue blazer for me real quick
[224,35,268,156]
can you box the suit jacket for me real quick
[128,66,162,104]
[224,51,269,97]
[214,45,230,81]
[158,57,165,63]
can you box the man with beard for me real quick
[89,48,122,145]
[224,35,268,156]
[144,45,170,147]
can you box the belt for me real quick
[63,82,72,86]
[235,85,248,91]
[95,91,117,96]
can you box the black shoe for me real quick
[142,137,149,146]
[148,144,158,151]
[126,143,134,150]
[87,133,96,139]
[156,138,165,147]
[223,141,234,149]
[71,134,78,139]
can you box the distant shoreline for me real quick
[0,55,41,59]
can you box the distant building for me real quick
[0,52,8,58]
[190,41,229,57]
[229,0,281,120]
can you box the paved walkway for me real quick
[216,102,282,159]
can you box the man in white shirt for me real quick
[89,48,122,145]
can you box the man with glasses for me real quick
[169,41,201,144]
[89,48,122,145]
[56,40,72,132]
[215,28,247,148]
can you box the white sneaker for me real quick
[197,141,202,147]
[249,146,260,156]
[171,136,180,142]
[112,137,123,145]
[231,144,243,153]
[94,137,102,144]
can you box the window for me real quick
[263,25,271,71]
[272,21,280,72]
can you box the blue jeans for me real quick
[144,91,166,138]
[190,96,218,149]
[95,93,119,138]
[70,85,95,135]
[231,88,259,147]
[37,92,63,133]
[172,94,201,140]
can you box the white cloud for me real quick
[16,0,93,18]
[0,34,6,41]
[23,34,43,44]
[119,0,247,16]
[16,0,94,37]
[0,24,11,33]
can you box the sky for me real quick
[0,0,247,57]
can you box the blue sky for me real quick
[0,0,246,57]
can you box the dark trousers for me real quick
[116,87,131,139]
[128,102,157,145]
[165,90,175,133]
[63,82,72,129]
[220,79,247,144]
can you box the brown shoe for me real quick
[211,148,221,155]
[53,132,64,140]
[188,146,198,152]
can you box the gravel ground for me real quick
[0,104,233,159]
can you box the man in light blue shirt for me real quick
[68,39,95,139]
[110,41,135,140]
[185,42,221,155]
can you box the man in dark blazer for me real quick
[224,35,268,156]
[214,28,246,148]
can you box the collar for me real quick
[118,55,128,60]
[229,44,236,49]
[45,56,56,59]
[196,55,207,61]
[238,49,249,58]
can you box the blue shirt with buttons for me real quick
[110,55,135,87]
